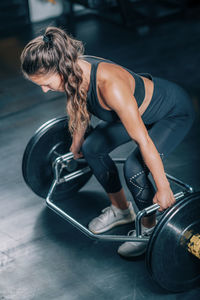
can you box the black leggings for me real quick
[81,78,195,210]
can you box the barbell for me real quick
[22,116,200,292]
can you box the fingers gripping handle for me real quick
[147,191,185,214]
[135,191,185,237]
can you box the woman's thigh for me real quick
[147,113,194,158]
[83,108,194,160]
[82,120,132,156]
[124,112,194,178]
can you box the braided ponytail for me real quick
[21,26,90,135]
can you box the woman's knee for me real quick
[123,150,146,181]
[81,136,95,158]
[81,132,105,158]
[124,162,146,192]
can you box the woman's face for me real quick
[29,72,65,93]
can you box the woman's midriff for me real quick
[139,76,154,117]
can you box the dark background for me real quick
[0,1,200,299]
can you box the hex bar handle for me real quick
[165,172,194,193]
[135,191,185,236]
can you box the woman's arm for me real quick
[70,126,87,159]
[100,77,175,211]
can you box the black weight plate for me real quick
[146,191,200,292]
[22,116,92,199]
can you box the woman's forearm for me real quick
[72,126,87,144]
[71,126,88,156]
[139,139,170,190]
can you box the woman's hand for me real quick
[153,187,175,211]
[70,142,84,160]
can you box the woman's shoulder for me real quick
[97,60,135,93]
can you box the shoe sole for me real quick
[117,245,147,258]
[89,215,135,234]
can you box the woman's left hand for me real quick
[153,187,175,211]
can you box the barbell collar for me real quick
[187,234,200,259]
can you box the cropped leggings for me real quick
[81,79,195,210]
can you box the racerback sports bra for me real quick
[82,55,153,122]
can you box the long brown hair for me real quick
[20,26,90,135]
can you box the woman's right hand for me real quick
[70,142,84,160]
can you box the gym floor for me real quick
[0,5,200,300]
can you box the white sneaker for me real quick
[117,224,155,258]
[88,202,135,234]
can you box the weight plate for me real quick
[22,116,92,199]
[146,191,200,292]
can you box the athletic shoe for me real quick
[88,202,135,234]
[117,224,155,257]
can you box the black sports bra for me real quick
[82,55,152,122]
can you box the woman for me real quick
[20,27,195,258]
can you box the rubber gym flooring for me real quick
[0,8,200,300]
